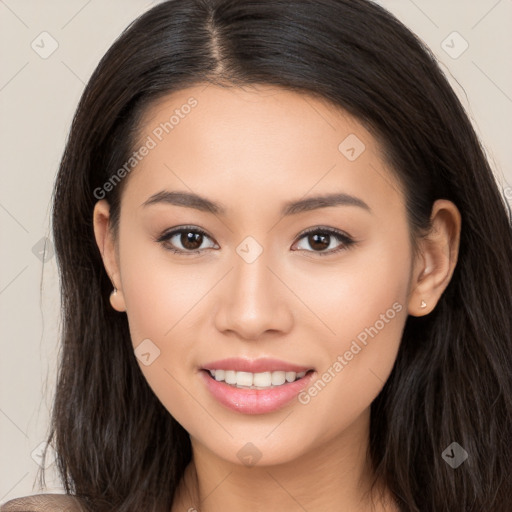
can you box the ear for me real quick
[92,199,126,312]
[408,199,461,316]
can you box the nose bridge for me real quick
[234,236,271,298]
[214,235,293,338]
[231,234,276,312]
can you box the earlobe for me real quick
[408,199,461,317]
[92,200,127,312]
[109,285,126,312]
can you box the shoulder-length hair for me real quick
[41,0,512,510]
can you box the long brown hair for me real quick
[41,0,512,510]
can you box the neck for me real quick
[172,409,398,512]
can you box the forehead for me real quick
[137,83,371,161]
[122,83,403,217]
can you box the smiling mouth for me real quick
[203,369,315,390]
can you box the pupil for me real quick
[182,232,202,250]
[310,233,329,250]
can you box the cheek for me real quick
[289,227,411,347]
[116,241,211,429]
[291,232,411,437]
[118,234,212,345]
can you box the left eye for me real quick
[293,227,355,255]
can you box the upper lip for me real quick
[201,357,313,373]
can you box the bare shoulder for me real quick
[0,494,87,512]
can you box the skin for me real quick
[93,83,461,512]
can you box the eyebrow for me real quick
[141,190,371,216]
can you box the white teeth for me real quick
[224,370,237,385]
[236,371,253,387]
[253,371,271,387]
[271,371,286,386]
[207,369,309,389]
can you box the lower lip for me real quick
[200,370,316,414]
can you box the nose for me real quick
[213,247,294,341]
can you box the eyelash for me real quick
[156,225,356,257]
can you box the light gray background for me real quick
[1,0,511,503]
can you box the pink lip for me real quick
[201,357,313,373]
[200,369,316,415]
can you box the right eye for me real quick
[156,225,219,255]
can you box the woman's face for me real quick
[96,83,416,466]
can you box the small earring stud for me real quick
[420,300,427,308]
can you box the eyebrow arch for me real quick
[141,190,372,216]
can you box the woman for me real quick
[2,0,511,511]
